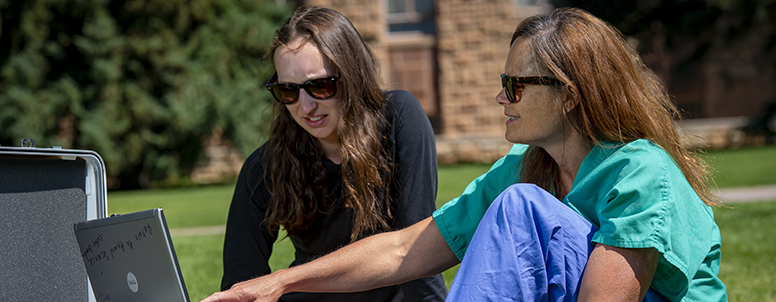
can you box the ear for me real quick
[562,84,581,113]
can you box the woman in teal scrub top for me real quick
[434,7,728,301]
[203,7,727,302]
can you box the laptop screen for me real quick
[74,208,190,302]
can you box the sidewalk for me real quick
[716,184,776,204]
[170,225,226,237]
[168,185,776,237]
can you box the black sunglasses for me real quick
[265,73,341,104]
[501,74,564,103]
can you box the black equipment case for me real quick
[0,139,108,301]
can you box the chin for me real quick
[505,133,521,144]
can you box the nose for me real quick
[297,89,318,112]
[496,88,511,106]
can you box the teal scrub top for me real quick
[434,139,727,301]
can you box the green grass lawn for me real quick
[714,201,776,301]
[108,145,776,301]
[701,146,776,188]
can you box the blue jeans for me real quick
[446,184,668,302]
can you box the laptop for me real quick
[74,208,190,302]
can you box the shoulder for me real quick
[574,139,701,217]
[240,144,269,178]
[571,139,683,213]
[593,139,675,174]
[245,144,268,165]
[381,89,429,128]
[612,139,671,159]
[382,90,423,114]
[383,89,418,103]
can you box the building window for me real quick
[387,0,435,34]
[385,0,439,132]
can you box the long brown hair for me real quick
[262,6,394,241]
[513,8,719,206]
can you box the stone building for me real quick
[287,0,556,164]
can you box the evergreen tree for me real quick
[0,0,291,189]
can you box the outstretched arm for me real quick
[201,217,459,302]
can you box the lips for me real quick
[505,113,519,123]
[305,114,327,126]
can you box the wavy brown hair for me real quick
[261,6,394,242]
[513,7,719,206]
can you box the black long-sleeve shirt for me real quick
[221,90,447,302]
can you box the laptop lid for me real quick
[74,208,190,302]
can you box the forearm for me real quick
[280,217,456,293]
[203,217,457,302]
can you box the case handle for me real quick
[21,138,36,148]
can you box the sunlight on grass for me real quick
[108,184,234,228]
[714,202,776,301]
[702,146,776,188]
[173,234,224,302]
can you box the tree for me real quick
[0,0,291,189]
[552,0,776,118]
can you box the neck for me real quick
[319,139,342,165]
[544,132,593,195]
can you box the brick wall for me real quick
[304,0,390,86]
[435,0,521,138]
[308,0,525,138]
[299,0,530,164]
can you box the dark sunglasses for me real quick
[265,73,341,104]
[501,74,564,103]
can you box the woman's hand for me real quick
[200,274,287,302]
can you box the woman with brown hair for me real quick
[219,5,446,302]
[206,7,727,302]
